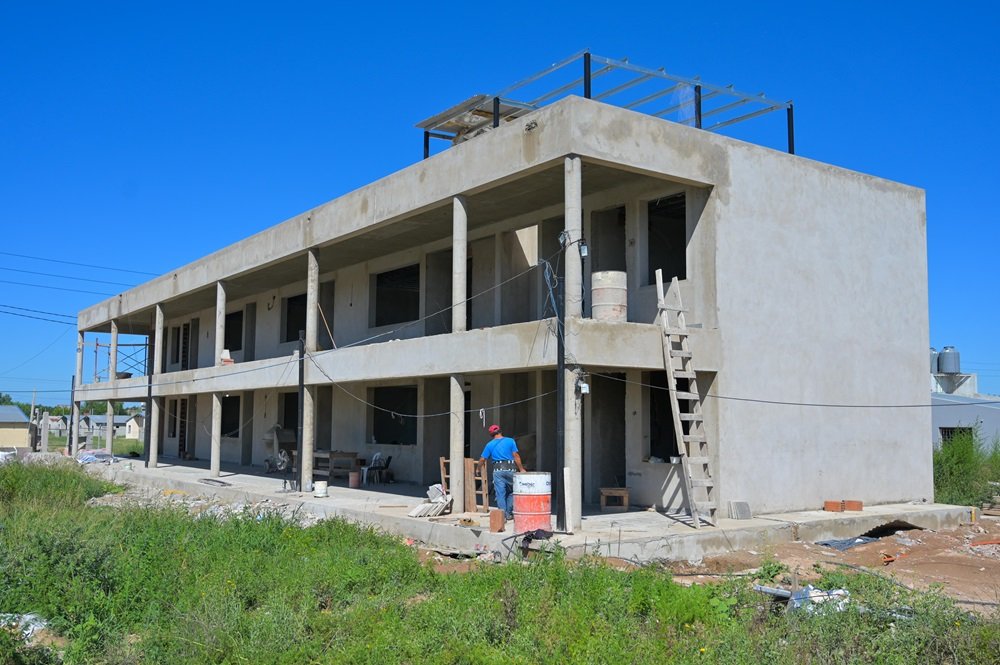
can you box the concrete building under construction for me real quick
[72,53,931,529]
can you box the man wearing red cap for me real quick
[479,424,525,520]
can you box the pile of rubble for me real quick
[86,485,323,528]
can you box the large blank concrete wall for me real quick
[713,146,930,513]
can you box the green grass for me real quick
[1,462,998,664]
[933,426,1000,505]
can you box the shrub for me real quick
[933,426,992,505]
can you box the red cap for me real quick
[488,424,501,435]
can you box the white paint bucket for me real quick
[591,270,627,322]
[313,480,328,498]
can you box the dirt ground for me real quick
[662,516,1000,612]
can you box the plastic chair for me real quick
[361,452,383,486]
[371,455,393,484]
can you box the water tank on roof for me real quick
[938,346,961,374]
[930,347,938,373]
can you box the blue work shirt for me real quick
[481,436,518,462]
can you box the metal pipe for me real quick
[787,103,795,154]
[492,97,500,128]
[694,85,702,128]
[583,52,592,99]
[423,130,430,160]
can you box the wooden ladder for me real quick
[655,270,716,528]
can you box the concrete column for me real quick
[449,196,468,510]
[149,304,164,468]
[452,196,468,333]
[564,154,584,530]
[215,281,226,365]
[109,319,118,379]
[41,411,50,451]
[449,374,465,511]
[71,330,84,456]
[302,385,315,492]
[105,401,114,454]
[305,249,319,352]
[211,392,222,477]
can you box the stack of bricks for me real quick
[823,499,864,512]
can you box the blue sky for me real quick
[0,2,997,403]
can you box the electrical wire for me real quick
[0,266,135,288]
[0,250,159,276]
[0,278,114,296]
[0,304,75,318]
[0,308,75,325]
[588,371,1000,409]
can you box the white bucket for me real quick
[513,471,551,495]
[0,449,16,465]
[591,270,627,322]
[313,481,328,498]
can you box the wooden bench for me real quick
[600,487,630,513]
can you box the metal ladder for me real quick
[656,270,716,528]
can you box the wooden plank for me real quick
[439,456,449,493]
[679,413,703,421]
[670,350,693,358]
[690,479,714,487]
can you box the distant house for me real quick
[125,414,145,441]
[47,415,68,436]
[932,393,1000,448]
[89,415,130,438]
[0,405,29,446]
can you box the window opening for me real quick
[221,395,241,438]
[647,193,687,285]
[373,264,420,327]
[282,294,307,343]
[225,311,243,351]
[370,385,417,445]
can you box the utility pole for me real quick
[27,389,36,450]
[555,273,567,532]
[297,331,305,492]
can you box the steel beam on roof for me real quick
[623,82,687,110]
[699,96,754,121]
[528,65,614,106]
[492,49,589,100]
[594,72,656,101]
[707,105,782,131]
[653,89,723,118]
[590,54,790,110]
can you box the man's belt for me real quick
[492,460,516,470]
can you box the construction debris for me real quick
[407,489,453,518]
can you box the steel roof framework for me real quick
[417,50,794,158]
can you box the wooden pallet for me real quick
[439,457,490,513]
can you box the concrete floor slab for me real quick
[82,459,973,564]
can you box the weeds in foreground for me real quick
[934,426,999,505]
[1,462,998,664]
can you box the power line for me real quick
[0,250,159,277]
[588,372,1000,409]
[0,304,75,318]
[0,279,113,296]
[0,308,75,325]
[0,266,135,288]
